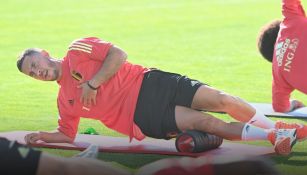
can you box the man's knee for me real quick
[37,154,67,175]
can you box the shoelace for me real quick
[276,130,285,139]
[277,122,302,129]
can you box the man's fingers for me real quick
[79,85,98,107]
[86,98,91,107]
[30,134,41,144]
[24,134,31,144]
[77,82,86,89]
[24,133,41,144]
[80,95,85,104]
[25,133,35,143]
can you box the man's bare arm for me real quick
[89,45,127,88]
[37,153,132,175]
[24,131,73,144]
[79,45,127,107]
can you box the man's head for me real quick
[257,19,282,62]
[17,48,61,81]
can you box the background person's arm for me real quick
[289,99,305,111]
[37,152,132,175]
[282,0,306,20]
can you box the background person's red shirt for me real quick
[272,0,307,112]
[57,37,149,141]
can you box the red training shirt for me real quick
[272,0,307,112]
[56,37,149,141]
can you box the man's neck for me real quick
[54,59,63,81]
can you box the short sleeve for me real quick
[282,0,306,20]
[67,37,113,64]
[57,100,80,139]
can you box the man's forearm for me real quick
[89,46,127,88]
[40,131,74,143]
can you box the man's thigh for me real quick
[175,105,221,131]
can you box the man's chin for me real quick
[46,79,56,81]
[48,76,57,81]
[44,74,57,81]
[53,70,59,81]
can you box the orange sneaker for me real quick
[275,121,307,141]
[267,129,297,155]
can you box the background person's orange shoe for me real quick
[267,129,297,155]
[275,121,307,141]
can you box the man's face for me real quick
[21,51,59,81]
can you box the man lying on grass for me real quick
[1,137,280,175]
[17,37,306,155]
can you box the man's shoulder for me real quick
[71,37,100,43]
[65,38,96,57]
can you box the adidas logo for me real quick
[275,38,290,67]
[191,80,198,87]
[18,147,30,159]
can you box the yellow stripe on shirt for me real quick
[73,41,92,48]
[68,47,91,53]
[69,44,92,51]
[71,71,82,81]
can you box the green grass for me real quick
[1,0,307,174]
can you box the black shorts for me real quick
[134,70,204,139]
[0,138,41,175]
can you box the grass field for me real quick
[1,0,307,174]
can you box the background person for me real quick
[257,0,307,113]
[0,137,279,175]
[0,137,130,175]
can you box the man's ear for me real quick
[41,50,50,57]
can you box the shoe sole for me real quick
[275,130,297,156]
[291,129,298,148]
[275,137,291,156]
[297,129,307,142]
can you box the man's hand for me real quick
[78,81,98,108]
[289,99,305,112]
[24,132,45,144]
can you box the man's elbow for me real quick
[65,137,74,143]
[58,131,75,143]
[111,46,128,62]
[118,49,127,62]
